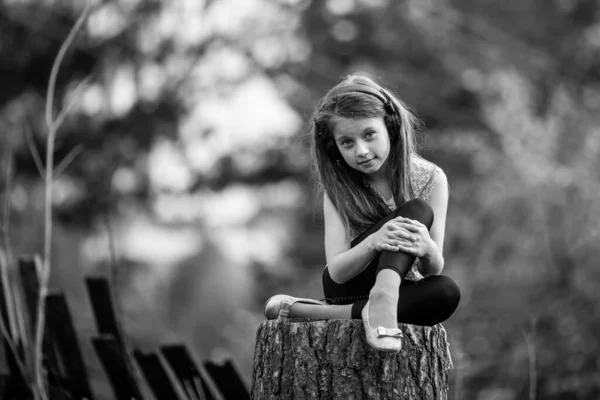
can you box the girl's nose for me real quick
[356,143,369,157]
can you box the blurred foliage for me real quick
[1,0,600,399]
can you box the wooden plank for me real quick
[86,277,146,400]
[160,344,216,400]
[0,340,7,399]
[45,291,95,400]
[85,277,121,343]
[92,336,144,400]
[17,256,39,336]
[0,250,19,341]
[0,256,14,398]
[0,339,31,400]
[0,324,9,378]
[133,349,181,400]
[0,254,14,341]
[1,375,33,400]
[0,341,32,400]
[203,359,250,400]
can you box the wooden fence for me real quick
[0,256,250,400]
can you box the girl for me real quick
[264,74,460,352]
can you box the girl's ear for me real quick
[325,136,341,157]
[316,117,341,157]
[385,114,401,143]
[379,88,403,142]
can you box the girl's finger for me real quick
[396,242,415,253]
[387,220,405,230]
[396,223,420,232]
[396,218,426,228]
[391,230,417,242]
[412,220,426,228]
[382,244,399,252]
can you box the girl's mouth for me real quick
[358,158,375,165]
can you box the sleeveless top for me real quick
[351,156,444,281]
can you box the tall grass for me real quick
[0,3,93,399]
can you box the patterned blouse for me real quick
[352,156,444,281]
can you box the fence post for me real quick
[45,291,95,399]
[86,277,144,400]
[92,336,144,400]
[133,349,182,400]
[161,344,218,400]
[204,359,250,400]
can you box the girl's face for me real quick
[332,116,390,179]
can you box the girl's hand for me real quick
[390,217,436,258]
[368,218,421,253]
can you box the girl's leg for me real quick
[322,198,433,305]
[362,199,434,329]
[287,275,460,323]
[287,302,353,319]
[395,275,461,326]
[311,199,434,322]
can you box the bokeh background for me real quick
[1,0,600,399]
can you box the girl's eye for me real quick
[365,131,375,139]
[340,140,353,147]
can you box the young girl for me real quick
[264,74,460,352]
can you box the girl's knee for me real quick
[435,275,461,317]
[425,275,461,320]
[441,276,461,305]
[394,198,434,228]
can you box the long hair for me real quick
[309,74,423,237]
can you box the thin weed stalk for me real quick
[33,3,93,399]
[0,251,28,383]
[1,149,18,340]
[522,318,537,400]
[1,143,33,389]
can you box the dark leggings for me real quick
[322,198,461,326]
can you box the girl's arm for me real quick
[417,171,448,276]
[323,194,378,284]
[324,169,449,282]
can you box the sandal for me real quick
[264,294,325,320]
[361,300,403,353]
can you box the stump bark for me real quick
[251,319,453,400]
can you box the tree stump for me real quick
[251,319,453,400]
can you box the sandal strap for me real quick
[376,326,403,338]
